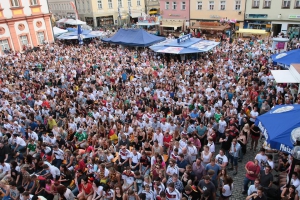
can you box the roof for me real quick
[102,28,165,47]
[190,25,230,31]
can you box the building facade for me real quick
[245,0,300,36]
[159,0,190,28]
[48,0,146,27]
[48,0,77,19]
[190,0,245,27]
[0,0,54,54]
[145,0,160,15]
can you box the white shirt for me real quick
[166,165,179,176]
[15,137,26,146]
[122,171,135,185]
[215,154,228,166]
[130,152,141,164]
[141,190,155,200]
[49,165,60,178]
[153,133,164,146]
[222,184,233,197]
[165,187,181,200]
[53,149,64,160]
[255,153,267,168]
[250,110,258,122]
[248,184,258,196]
[0,163,11,173]
[119,149,131,160]
[28,132,39,141]
[218,120,227,133]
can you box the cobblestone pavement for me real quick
[215,140,264,200]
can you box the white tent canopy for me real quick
[53,27,68,35]
[271,70,300,83]
[57,18,68,23]
[65,19,86,25]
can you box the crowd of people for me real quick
[0,33,299,200]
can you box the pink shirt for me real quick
[188,138,201,150]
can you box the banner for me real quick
[157,47,183,54]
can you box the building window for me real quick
[172,2,177,9]
[0,40,10,53]
[11,0,20,7]
[128,0,131,7]
[252,0,259,8]
[97,0,102,9]
[20,35,28,46]
[37,32,45,45]
[118,0,122,7]
[296,0,300,8]
[31,0,38,5]
[282,0,290,8]
[197,1,202,10]
[209,1,214,10]
[235,0,241,10]
[220,1,226,10]
[263,0,271,8]
[165,2,169,9]
[108,0,112,8]
[137,0,140,6]
[181,2,186,9]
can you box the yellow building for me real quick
[48,0,146,27]
[189,0,245,27]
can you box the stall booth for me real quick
[190,21,230,41]
[235,29,269,38]
[136,16,161,35]
[160,20,184,38]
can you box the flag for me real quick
[69,1,78,20]
[118,7,121,18]
[129,5,131,17]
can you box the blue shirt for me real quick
[205,163,221,180]
[190,112,199,119]
[122,73,127,81]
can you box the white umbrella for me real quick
[65,19,86,25]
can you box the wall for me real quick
[245,0,300,21]
[190,0,244,21]
[160,0,190,20]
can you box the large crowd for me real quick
[0,32,299,200]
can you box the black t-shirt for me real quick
[131,141,142,151]
[220,135,232,151]
[197,180,216,200]
[0,145,9,160]
[57,139,66,149]
[182,190,199,200]
[260,170,273,188]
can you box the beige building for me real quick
[48,0,146,27]
[245,0,300,37]
[145,0,160,15]
[190,0,245,26]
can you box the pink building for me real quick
[159,0,190,21]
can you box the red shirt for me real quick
[80,182,92,194]
[163,135,173,148]
[245,161,260,180]
[75,159,86,171]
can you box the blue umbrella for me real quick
[255,104,300,153]
[271,49,300,68]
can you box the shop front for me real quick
[96,16,114,27]
[190,21,231,41]
[136,16,161,35]
[160,20,184,38]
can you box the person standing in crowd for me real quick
[228,139,241,175]
[242,159,261,195]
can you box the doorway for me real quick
[272,24,282,37]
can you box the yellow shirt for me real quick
[48,119,57,130]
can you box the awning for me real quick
[137,22,159,26]
[160,25,181,29]
[131,12,146,18]
[191,26,230,31]
[149,10,158,15]
[271,70,300,83]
